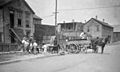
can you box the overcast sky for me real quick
[26,0,120,25]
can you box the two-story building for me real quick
[0,0,35,43]
[84,18,113,43]
[58,21,84,40]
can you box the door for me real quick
[10,10,14,28]
[9,10,15,43]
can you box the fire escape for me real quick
[9,10,23,44]
[9,28,22,44]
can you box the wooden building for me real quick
[0,0,35,43]
[34,24,55,44]
[84,18,113,43]
[58,21,84,40]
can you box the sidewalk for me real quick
[0,51,58,65]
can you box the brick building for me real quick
[0,0,35,43]
[84,18,113,43]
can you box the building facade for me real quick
[84,18,113,42]
[33,15,42,25]
[0,0,35,43]
[34,24,55,44]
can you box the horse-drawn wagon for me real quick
[65,39,91,53]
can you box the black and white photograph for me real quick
[0,0,120,72]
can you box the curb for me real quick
[0,54,58,65]
[0,51,23,55]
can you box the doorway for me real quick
[10,10,14,28]
[9,10,15,43]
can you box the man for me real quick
[80,32,87,39]
[22,38,29,52]
[32,40,38,54]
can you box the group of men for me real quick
[21,36,38,54]
[21,36,54,54]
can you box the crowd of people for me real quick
[21,36,59,54]
[21,36,39,54]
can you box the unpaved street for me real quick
[0,42,120,72]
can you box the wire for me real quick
[42,15,54,18]
[58,5,120,11]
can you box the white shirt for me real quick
[80,32,85,39]
[22,40,26,44]
[23,40,29,47]
[33,42,38,47]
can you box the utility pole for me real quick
[55,0,58,45]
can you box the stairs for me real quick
[9,28,24,44]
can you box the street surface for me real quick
[0,42,120,72]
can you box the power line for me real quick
[58,5,120,11]
[42,15,54,18]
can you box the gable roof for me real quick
[0,0,11,7]
[0,0,35,14]
[86,18,113,28]
[33,15,42,20]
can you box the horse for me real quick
[91,36,109,54]
[52,44,61,53]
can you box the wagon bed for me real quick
[67,39,91,45]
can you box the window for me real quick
[96,25,99,31]
[17,10,22,27]
[68,27,71,30]
[17,10,22,18]
[87,26,90,32]
[26,20,30,28]
[18,19,22,27]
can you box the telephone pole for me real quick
[55,0,58,44]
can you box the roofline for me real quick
[33,17,43,20]
[24,0,35,14]
[0,0,35,14]
[85,18,113,28]
[33,15,43,20]
[58,22,83,25]
[113,31,120,33]
[35,24,55,26]
[0,0,12,8]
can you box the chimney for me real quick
[63,21,65,23]
[103,19,105,22]
[95,15,98,19]
[72,19,75,23]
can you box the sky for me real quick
[26,0,120,25]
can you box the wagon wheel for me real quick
[68,44,77,53]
